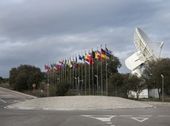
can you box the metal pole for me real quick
[106,61,108,96]
[159,41,164,59]
[95,75,98,95]
[89,64,90,95]
[84,63,87,95]
[161,74,164,102]
[101,61,103,95]
[92,62,94,95]
[78,76,80,95]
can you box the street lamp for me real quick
[159,41,164,59]
[161,74,164,102]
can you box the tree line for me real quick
[7,57,170,99]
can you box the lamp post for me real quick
[159,41,164,59]
[161,74,164,102]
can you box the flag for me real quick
[55,64,62,71]
[79,55,83,60]
[71,57,78,69]
[50,64,56,69]
[68,59,73,68]
[85,53,94,65]
[101,48,107,60]
[105,47,112,58]
[92,50,95,59]
[95,50,101,61]
[44,64,50,71]
[82,55,85,61]
[59,60,64,64]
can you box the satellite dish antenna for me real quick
[125,27,164,77]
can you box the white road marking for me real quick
[131,117,149,122]
[82,115,115,126]
[82,115,115,122]
[0,98,7,103]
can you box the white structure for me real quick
[128,90,149,99]
[125,27,164,98]
[125,27,164,77]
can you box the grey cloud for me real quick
[0,0,170,77]
[0,0,160,40]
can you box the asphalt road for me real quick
[0,87,170,126]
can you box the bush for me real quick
[9,65,43,91]
[56,82,70,96]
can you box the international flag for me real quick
[95,50,101,61]
[50,64,56,69]
[85,53,94,65]
[105,47,112,58]
[101,48,107,60]
[67,59,73,68]
[55,64,62,71]
[92,50,95,59]
[44,64,50,71]
[59,60,64,64]
[79,55,83,60]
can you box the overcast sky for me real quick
[0,0,170,77]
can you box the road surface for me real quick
[0,87,170,126]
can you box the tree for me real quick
[109,73,126,97]
[125,75,145,99]
[107,55,121,75]
[9,65,43,91]
[143,58,170,97]
[0,76,3,84]
[56,82,70,96]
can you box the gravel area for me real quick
[7,96,153,110]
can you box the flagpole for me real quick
[71,57,74,90]
[84,59,87,95]
[91,49,94,95]
[106,60,108,96]
[64,60,67,83]
[47,70,49,86]
[69,58,72,90]
[92,60,94,95]
[89,61,91,95]
[78,56,81,95]
[96,60,99,95]
[105,44,108,96]
[101,61,103,95]
[100,45,103,96]
[81,63,84,95]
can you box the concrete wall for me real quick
[128,88,159,99]
[148,89,159,98]
[128,89,148,99]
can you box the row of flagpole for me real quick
[44,44,113,96]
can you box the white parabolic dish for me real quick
[125,27,163,76]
